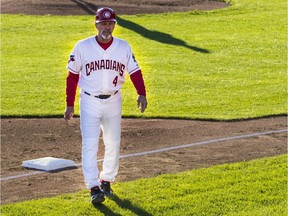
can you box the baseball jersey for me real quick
[67,36,140,95]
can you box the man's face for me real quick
[96,21,116,40]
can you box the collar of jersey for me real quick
[96,36,113,50]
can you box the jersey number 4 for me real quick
[113,76,118,87]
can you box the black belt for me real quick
[84,91,118,99]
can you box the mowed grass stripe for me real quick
[1,154,286,215]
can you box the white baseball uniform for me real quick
[67,36,140,189]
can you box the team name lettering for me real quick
[86,59,125,76]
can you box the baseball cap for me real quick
[95,7,117,23]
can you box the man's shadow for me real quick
[70,0,210,53]
[93,194,153,216]
[117,16,210,53]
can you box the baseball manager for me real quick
[64,7,148,204]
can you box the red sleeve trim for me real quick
[66,71,79,106]
[130,70,146,96]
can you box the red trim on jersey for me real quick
[96,36,113,50]
[130,70,146,96]
[66,71,79,106]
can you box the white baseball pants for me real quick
[80,90,122,189]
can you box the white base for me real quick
[22,157,76,171]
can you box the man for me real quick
[64,7,147,204]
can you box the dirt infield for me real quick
[1,0,230,15]
[1,0,287,205]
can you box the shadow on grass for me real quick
[93,194,153,216]
[93,202,121,216]
[117,16,210,53]
[67,1,210,53]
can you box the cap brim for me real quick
[95,19,117,23]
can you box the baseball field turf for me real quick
[1,155,286,215]
[1,0,287,215]
[1,0,286,119]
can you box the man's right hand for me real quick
[64,106,75,122]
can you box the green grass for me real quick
[1,0,287,119]
[1,154,287,215]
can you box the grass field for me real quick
[1,154,287,215]
[1,0,287,119]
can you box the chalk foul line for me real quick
[1,128,287,182]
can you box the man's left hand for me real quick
[137,95,147,113]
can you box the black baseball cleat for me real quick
[90,186,105,204]
[100,180,113,197]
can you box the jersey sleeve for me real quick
[66,42,82,74]
[127,46,140,75]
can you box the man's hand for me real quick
[137,95,147,113]
[64,106,75,122]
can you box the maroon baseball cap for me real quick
[95,7,117,23]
